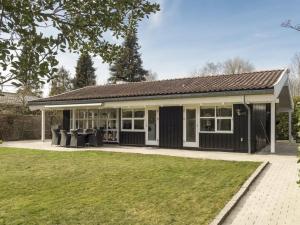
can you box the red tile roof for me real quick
[31,69,284,104]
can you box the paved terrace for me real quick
[1,140,300,225]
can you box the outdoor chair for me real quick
[51,128,61,145]
[70,130,86,148]
[60,130,71,147]
[88,129,103,147]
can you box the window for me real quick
[200,106,233,133]
[121,109,145,131]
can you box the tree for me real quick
[49,67,72,96]
[223,57,254,74]
[282,20,300,32]
[289,53,300,97]
[0,0,159,88]
[109,28,148,83]
[192,57,255,76]
[73,52,96,89]
[191,62,223,76]
[146,70,158,81]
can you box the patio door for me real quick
[183,107,199,147]
[146,108,159,145]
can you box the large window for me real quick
[200,106,233,133]
[121,109,145,131]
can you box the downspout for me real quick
[243,95,251,154]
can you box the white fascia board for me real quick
[103,94,276,108]
[30,94,277,111]
[274,69,288,98]
[44,102,103,109]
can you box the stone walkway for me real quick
[1,140,300,225]
[223,143,300,225]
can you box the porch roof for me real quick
[30,69,284,106]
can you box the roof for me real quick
[30,69,284,105]
[0,92,38,106]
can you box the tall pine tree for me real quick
[73,52,96,89]
[50,67,73,96]
[109,28,148,83]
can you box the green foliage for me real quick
[0,0,159,87]
[0,147,259,225]
[109,28,148,83]
[73,52,96,89]
[276,97,300,141]
[0,140,2,144]
[49,67,72,96]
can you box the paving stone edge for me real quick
[209,161,269,225]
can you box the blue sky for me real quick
[5,0,299,94]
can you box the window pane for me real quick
[134,110,145,118]
[107,120,117,129]
[79,110,85,119]
[88,120,93,128]
[200,118,215,131]
[148,110,156,141]
[217,119,232,131]
[122,110,132,118]
[186,109,196,142]
[99,120,106,129]
[122,120,132,129]
[134,119,144,130]
[216,107,232,117]
[200,107,215,117]
[100,111,108,119]
[88,111,93,119]
[109,110,117,119]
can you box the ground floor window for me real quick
[121,109,145,131]
[200,106,233,133]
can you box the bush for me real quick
[276,97,300,141]
[0,140,2,144]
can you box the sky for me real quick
[3,0,300,95]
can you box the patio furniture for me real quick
[70,130,86,148]
[51,128,61,145]
[60,130,71,147]
[88,129,103,147]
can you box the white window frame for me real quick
[183,106,199,147]
[199,105,233,134]
[121,108,145,132]
[145,107,159,146]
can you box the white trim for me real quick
[145,108,159,146]
[41,109,45,142]
[270,101,276,153]
[183,107,199,147]
[45,103,103,109]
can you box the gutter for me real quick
[243,95,251,154]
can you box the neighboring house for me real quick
[0,92,38,114]
[29,69,293,153]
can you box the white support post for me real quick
[72,109,76,129]
[41,109,45,142]
[288,111,293,143]
[270,102,276,153]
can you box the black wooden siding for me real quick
[63,110,70,130]
[251,104,269,152]
[120,132,145,146]
[199,104,248,152]
[159,106,183,149]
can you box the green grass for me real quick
[0,147,260,225]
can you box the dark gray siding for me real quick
[251,104,269,152]
[159,106,183,149]
[199,104,248,152]
[63,110,70,130]
[120,132,145,146]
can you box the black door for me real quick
[159,106,183,148]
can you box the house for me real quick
[28,69,293,153]
[0,91,38,114]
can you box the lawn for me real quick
[0,147,260,225]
